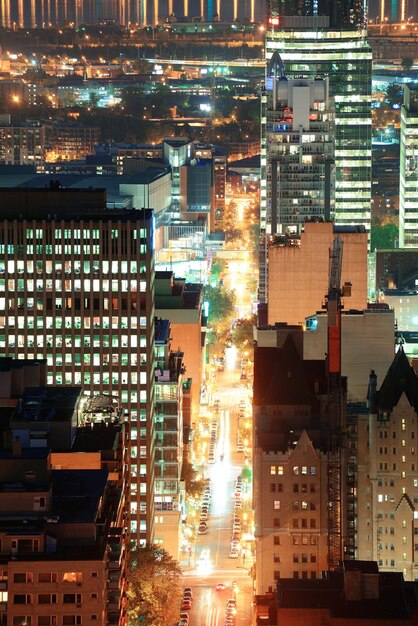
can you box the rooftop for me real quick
[11,387,81,424]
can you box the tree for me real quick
[182,457,204,499]
[385,83,403,108]
[89,92,100,108]
[127,544,182,626]
[204,285,236,325]
[402,57,414,70]
[232,316,255,352]
[370,221,398,251]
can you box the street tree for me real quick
[204,285,236,326]
[232,316,255,352]
[127,544,182,626]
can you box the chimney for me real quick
[12,437,22,457]
[367,369,377,409]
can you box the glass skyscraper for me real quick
[260,8,372,303]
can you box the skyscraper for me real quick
[261,75,334,235]
[260,3,372,303]
[0,191,156,545]
[399,84,418,248]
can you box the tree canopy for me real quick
[232,316,255,352]
[127,543,182,626]
[370,221,398,251]
[204,285,236,325]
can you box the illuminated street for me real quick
[180,188,257,624]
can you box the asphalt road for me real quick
[181,355,254,626]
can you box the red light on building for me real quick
[268,16,280,26]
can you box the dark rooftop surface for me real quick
[0,357,47,371]
[72,422,121,453]
[277,564,416,620]
[51,469,108,523]
[11,386,81,423]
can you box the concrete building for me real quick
[46,123,100,162]
[0,120,46,168]
[155,271,203,422]
[370,248,418,294]
[253,331,345,593]
[356,349,418,581]
[304,305,395,402]
[154,318,185,559]
[267,222,368,327]
[400,85,418,247]
[0,357,47,406]
[261,76,334,235]
[0,191,156,545]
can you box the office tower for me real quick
[262,76,334,234]
[260,7,372,303]
[0,191,155,545]
[355,349,418,580]
[267,221,368,326]
[400,85,418,248]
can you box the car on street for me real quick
[181,599,192,610]
[198,524,208,534]
[216,583,227,591]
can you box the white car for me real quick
[228,550,239,559]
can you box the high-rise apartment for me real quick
[260,1,372,302]
[400,85,418,248]
[261,76,334,234]
[0,189,155,545]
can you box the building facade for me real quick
[304,305,395,402]
[399,85,418,248]
[252,332,345,593]
[0,194,156,545]
[267,221,368,327]
[356,349,418,581]
[261,76,334,234]
[0,122,46,169]
[154,319,185,559]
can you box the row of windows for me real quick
[23,227,147,240]
[0,335,147,348]
[292,553,317,563]
[0,279,143,292]
[272,517,318,529]
[270,483,316,493]
[379,445,415,454]
[14,593,86,604]
[270,465,316,476]
[271,571,318,581]
[0,260,146,274]
[46,373,148,392]
[12,571,86,584]
[0,316,146,330]
[12,617,84,625]
[0,297,144,313]
[273,534,318,545]
[0,243,148,256]
[378,462,415,472]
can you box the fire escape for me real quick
[324,237,351,569]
